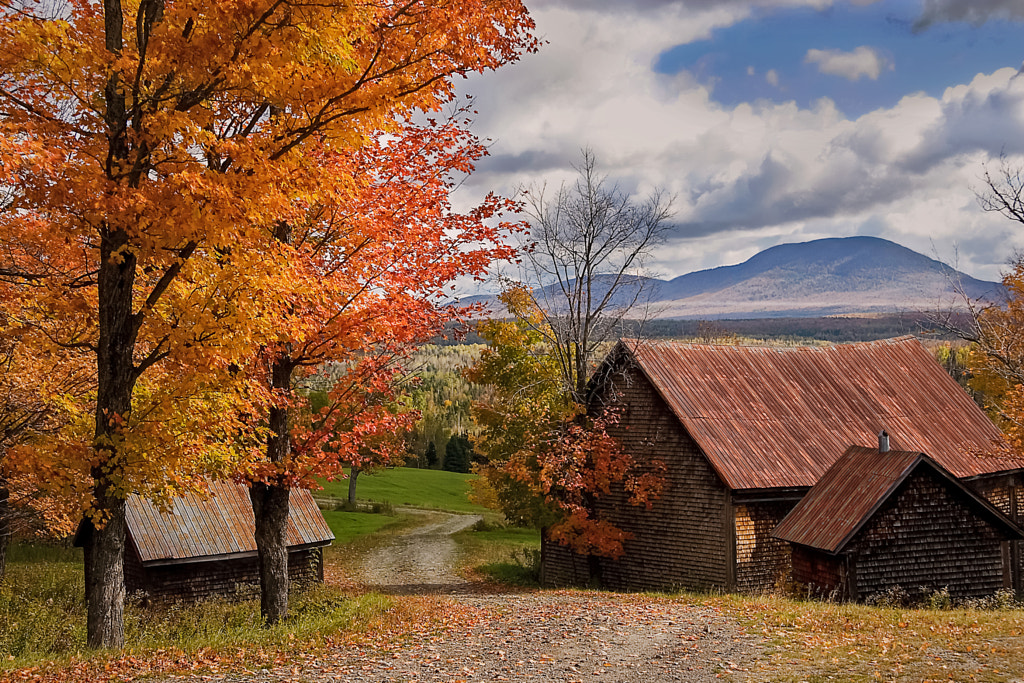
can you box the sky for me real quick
[452,0,1024,288]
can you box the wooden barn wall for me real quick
[847,472,1007,602]
[791,545,845,598]
[540,538,596,587]
[541,364,731,591]
[967,473,1022,593]
[734,500,798,593]
[125,547,323,604]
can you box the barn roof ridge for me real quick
[603,336,1024,490]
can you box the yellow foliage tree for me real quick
[0,0,534,647]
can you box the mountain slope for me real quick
[457,236,1004,320]
[652,236,1002,319]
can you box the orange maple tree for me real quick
[956,258,1024,452]
[239,113,522,623]
[0,0,534,647]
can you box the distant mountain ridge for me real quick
[458,236,1005,320]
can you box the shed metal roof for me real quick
[772,445,1024,553]
[617,336,1024,490]
[126,481,334,566]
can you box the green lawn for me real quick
[316,467,489,514]
[320,509,408,544]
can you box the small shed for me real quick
[81,481,334,604]
[773,443,1024,602]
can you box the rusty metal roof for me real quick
[126,480,334,566]
[772,445,1024,552]
[619,336,1024,490]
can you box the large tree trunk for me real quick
[250,479,290,624]
[347,467,360,505]
[251,351,293,624]
[84,494,126,649]
[84,0,137,650]
[88,226,138,649]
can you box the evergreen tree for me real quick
[425,441,439,469]
[443,433,473,473]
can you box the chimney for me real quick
[878,429,890,453]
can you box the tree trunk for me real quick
[347,467,360,504]
[251,349,293,624]
[0,476,9,579]
[84,494,126,648]
[85,222,138,649]
[250,479,290,624]
[85,0,138,649]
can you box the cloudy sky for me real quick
[455,0,1024,285]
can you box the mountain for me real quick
[457,236,1006,320]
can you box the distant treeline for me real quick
[431,312,966,346]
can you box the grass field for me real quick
[317,467,489,514]
[320,509,409,544]
[4,538,1024,680]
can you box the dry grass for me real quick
[716,592,1024,682]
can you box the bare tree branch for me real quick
[513,149,673,402]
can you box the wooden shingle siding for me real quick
[848,472,1006,602]
[540,541,595,587]
[734,501,797,592]
[791,546,846,597]
[541,366,731,591]
[125,546,323,605]
[968,474,1023,592]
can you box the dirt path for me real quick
[358,511,482,594]
[144,511,762,682]
[207,592,758,683]
[309,511,760,682]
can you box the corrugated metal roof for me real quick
[126,481,334,566]
[772,445,1024,552]
[772,446,922,552]
[620,336,1024,490]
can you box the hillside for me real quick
[458,236,1004,320]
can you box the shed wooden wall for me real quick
[845,471,1008,602]
[542,364,731,591]
[967,473,1022,593]
[791,545,847,597]
[125,546,324,604]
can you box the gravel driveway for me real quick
[192,511,762,682]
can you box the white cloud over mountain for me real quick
[454,0,1024,287]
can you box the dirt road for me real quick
[359,511,482,594]
[316,511,760,681]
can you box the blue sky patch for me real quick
[654,0,1024,117]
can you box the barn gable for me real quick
[773,445,1022,554]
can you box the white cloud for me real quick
[765,69,780,86]
[804,46,892,81]
[455,2,1024,284]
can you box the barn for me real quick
[79,481,334,604]
[773,441,1024,602]
[541,336,1024,598]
